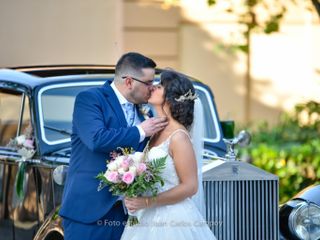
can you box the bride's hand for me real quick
[124,197,149,212]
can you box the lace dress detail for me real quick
[121,129,216,240]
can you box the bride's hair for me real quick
[160,70,195,130]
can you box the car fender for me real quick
[33,207,64,240]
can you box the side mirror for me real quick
[220,120,235,139]
[53,165,68,185]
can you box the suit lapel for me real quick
[102,82,127,127]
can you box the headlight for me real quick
[289,200,320,240]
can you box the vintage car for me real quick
[0,65,279,240]
[279,184,320,240]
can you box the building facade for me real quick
[1,0,319,124]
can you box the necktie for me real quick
[123,102,135,126]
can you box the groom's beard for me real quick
[129,91,151,105]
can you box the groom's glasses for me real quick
[122,76,154,86]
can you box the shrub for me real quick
[240,101,320,203]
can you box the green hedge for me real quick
[240,101,320,203]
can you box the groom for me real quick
[59,52,167,240]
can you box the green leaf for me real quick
[52,206,61,221]
[264,20,279,34]
[149,155,167,170]
[235,44,249,53]
[15,161,27,199]
[207,0,216,6]
[247,0,258,7]
[96,172,106,181]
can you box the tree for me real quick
[312,0,320,17]
[163,0,319,123]
[206,0,319,123]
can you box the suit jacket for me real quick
[59,81,148,223]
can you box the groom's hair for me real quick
[115,52,156,81]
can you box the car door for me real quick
[194,84,226,160]
[0,88,40,240]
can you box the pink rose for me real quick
[137,163,147,175]
[122,172,135,185]
[23,139,34,149]
[106,171,119,183]
[121,159,130,170]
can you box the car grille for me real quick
[203,161,279,240]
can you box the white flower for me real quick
[104,170,111,179]
[16,135,26,145]
[118,168,126,175]
[108,161,118,171]
[131,152,144,164]
[18,147,35,160]
[115,155,126,165]
[129,166,137,175]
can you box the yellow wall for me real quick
[123,1,320,124]
[177,1,320,124]
[1,0,320,125]
[123,1,180,69]
[0,0,123,66]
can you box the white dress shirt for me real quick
[110,82,146,142]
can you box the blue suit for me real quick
[60,81,148,240]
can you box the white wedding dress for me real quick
[121,129,216,240]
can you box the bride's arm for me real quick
[125,132,198,212]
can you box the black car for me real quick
[279,184,320,240]
[0,65,227,240]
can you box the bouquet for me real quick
[96,147,166,226]
[7,125,35,199]
[7,124,35,159]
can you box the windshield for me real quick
[39,82,103,145]
[38,81,220,145]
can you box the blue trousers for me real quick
[62,202,127,240]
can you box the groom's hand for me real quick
[140,117,168,137]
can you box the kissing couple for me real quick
[60,52,216,240]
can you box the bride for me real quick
[121,70,216,240]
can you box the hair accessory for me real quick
[175,89,198,102]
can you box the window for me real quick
[39,83,101,144]
[0,90,30,146]
[195,87,218,141]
